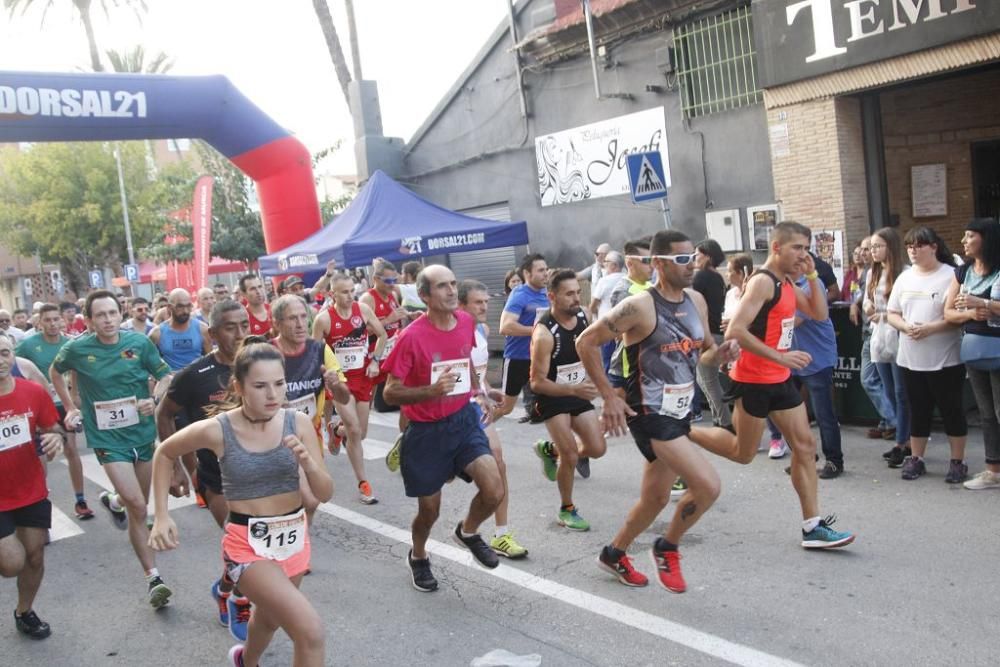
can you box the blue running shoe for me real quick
[801,515,855,549]
[211,579,229,627]
[227,595,251,641]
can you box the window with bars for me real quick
[673,5,762,119]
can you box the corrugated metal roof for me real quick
[764,32,1000,109]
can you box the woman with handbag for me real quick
[887,227,967,483]
[944,218,1000,490]
[865,227,910,467]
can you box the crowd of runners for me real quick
[8,217,1000,666]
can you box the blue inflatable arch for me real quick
[0,71,321,255]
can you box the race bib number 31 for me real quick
[430,359,472,396]
[247,508,306,561]
[660,382,695,420]
[94,396,139,431]
[0,414,31,452]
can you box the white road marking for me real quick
[362,439,391,460]
[48,504,84,542]
[317,502,804,667]
[365,411,400,429]
[64,453,195,510]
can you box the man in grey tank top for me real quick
[577,230,740,593]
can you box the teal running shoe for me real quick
[801,515,855,549]
[558,507,590,531]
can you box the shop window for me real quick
[673,4,762,120]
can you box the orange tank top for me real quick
[729,270,796,385]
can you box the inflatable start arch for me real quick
[0,71,321,255]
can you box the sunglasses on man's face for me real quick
[651,253,698,266]
[377,276,397,285]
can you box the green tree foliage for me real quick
[0,141,189,294]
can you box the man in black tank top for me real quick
[155,300,254,637]
[528,270,606,533]
[577,231,741,593]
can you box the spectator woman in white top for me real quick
[720,254,754,333]
[944,218,1000,490]
[865,227,910,466]
[886,227,967,483]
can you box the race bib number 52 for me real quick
[660,382,695,420]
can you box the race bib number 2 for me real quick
[94,396,139,431]
[430,359,472,396]
[247,508,306,561]
[0,414,31,452]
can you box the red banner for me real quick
[191,175,214,290]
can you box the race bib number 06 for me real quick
[0,414,31,452]
[94,396,139,431]
[247,508,306,561]
[430,359,472,396]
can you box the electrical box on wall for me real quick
[704,209,743,252]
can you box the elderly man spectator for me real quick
[588,251,625,371]
[193,287,216,324]
[0,309,25,343]
[577,243,611,286]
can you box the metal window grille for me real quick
[673,5,762,119]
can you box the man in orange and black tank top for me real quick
[238,274,272,338]
[312,273,387,505]
[689,221,856,551]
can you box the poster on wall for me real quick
[535,107,669,207]
[811,230,844,292]
[911,163,948,217]
[747,204,781,251]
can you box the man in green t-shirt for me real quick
[50,290,174,610]
[16,303,93,520]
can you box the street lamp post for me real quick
[114,142,137,267]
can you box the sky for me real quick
[0,0,510,174]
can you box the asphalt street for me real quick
[3,404,999,667]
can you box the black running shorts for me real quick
[196,448,223,496]
[627,413,691,463]
[529,396,594,423]
[0,499,52,539]
[501,358,531,397]
[725,377,802,419]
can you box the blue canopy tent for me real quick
[259,170,529,275]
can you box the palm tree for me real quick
[105,43,172,75]
[4,0,148,72]
[311,0,353,109]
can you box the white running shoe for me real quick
[768,438,789,459]
[964,470,1000,490]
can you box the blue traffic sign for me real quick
[124,263,139,282]
[626,151,668,203]
[89,270,104,289]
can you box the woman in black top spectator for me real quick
[945,218,1000,489]
[693,239,731,428]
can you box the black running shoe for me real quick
[452,522,499,569]
[14,609,51,640]
[576,456,591,479]
[887,446,911,469]
[99,491,128,530]
[406,550,438,592]
[148,576,172,609]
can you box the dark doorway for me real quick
[972,140,1000,220]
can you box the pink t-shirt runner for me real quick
[381,309,476,423]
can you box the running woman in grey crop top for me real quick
[147,341,332,666]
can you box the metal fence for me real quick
[674,4,762,119]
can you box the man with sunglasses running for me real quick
[689,222,856,550]
[578,231,740,592]
[360,258,409,393]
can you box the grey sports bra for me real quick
[218,409,301,502]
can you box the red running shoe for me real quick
[651,547,686,593]
[597,547,648,587]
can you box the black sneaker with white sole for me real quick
[452,522,499,569]
[407,550,438,592]
[99,491,128,530]
[147,577,172,609]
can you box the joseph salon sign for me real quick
[752,0,1000,87]
[535,107,669,207]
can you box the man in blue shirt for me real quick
[496,253,549,420]
[779,263,844,478]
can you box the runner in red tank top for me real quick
[238,274,272,337]
[312,273,387,505]
[360,259,409,385]
[689,222,856,550]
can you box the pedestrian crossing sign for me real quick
[626,151,668,203]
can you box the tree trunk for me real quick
[344,0,363,82]
[74,0,104,72]
[311,0,352,109]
